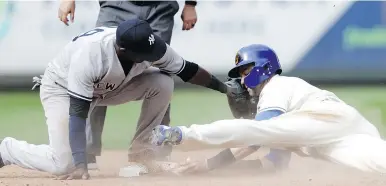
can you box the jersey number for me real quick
[72,26,117,42]
[72,28,104,42]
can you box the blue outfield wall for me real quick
[287,1,386,83]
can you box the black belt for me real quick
[129,1,161,6]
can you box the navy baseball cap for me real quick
[116,19,167,62]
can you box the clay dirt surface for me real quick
[0,149,385,186]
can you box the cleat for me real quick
[151,125,182,146]
[87,154,99,170]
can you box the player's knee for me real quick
[150,73,174,98]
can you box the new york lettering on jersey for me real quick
[93,82,116,91]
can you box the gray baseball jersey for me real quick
[0,26,187,175]
[47,26,185,102]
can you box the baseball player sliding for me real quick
[152,44,386,174]
[0,18,241,179]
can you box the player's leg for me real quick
[314,134,386,173]
[0,75,73,175]
[99,68,173,163]
[85,106,106,169]
[309,113,386,173]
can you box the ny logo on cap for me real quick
[148,34,155,45]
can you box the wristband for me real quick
[185,1,197,6]
[207,75,228,94]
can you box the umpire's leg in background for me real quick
[86,0,179,167]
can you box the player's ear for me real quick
[114,43,125,53]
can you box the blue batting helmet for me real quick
[228,44,282,89]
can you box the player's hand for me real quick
[172,157,209,175]
[56,165,90,180]
[181,5,197,31]
[58,0,76,26]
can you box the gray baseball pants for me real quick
[0,68,173,174]
[87,1,179,161]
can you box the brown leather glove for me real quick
[224,78,257,119]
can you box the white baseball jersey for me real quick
[256,75,341,113]
[46,26,185,101]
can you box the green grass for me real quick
[0,86,385,149]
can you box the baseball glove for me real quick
[224,78,257,119]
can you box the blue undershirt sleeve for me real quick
[69,96,91,169]
[255,110,292,169]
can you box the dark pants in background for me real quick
[86,0,179,162]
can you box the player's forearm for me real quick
[177,61,228,94]
[230,146,260,161]
[69,96,91,169]
[206,146,259,170]
[69,116,87,167]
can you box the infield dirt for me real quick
[0,149,385,186]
